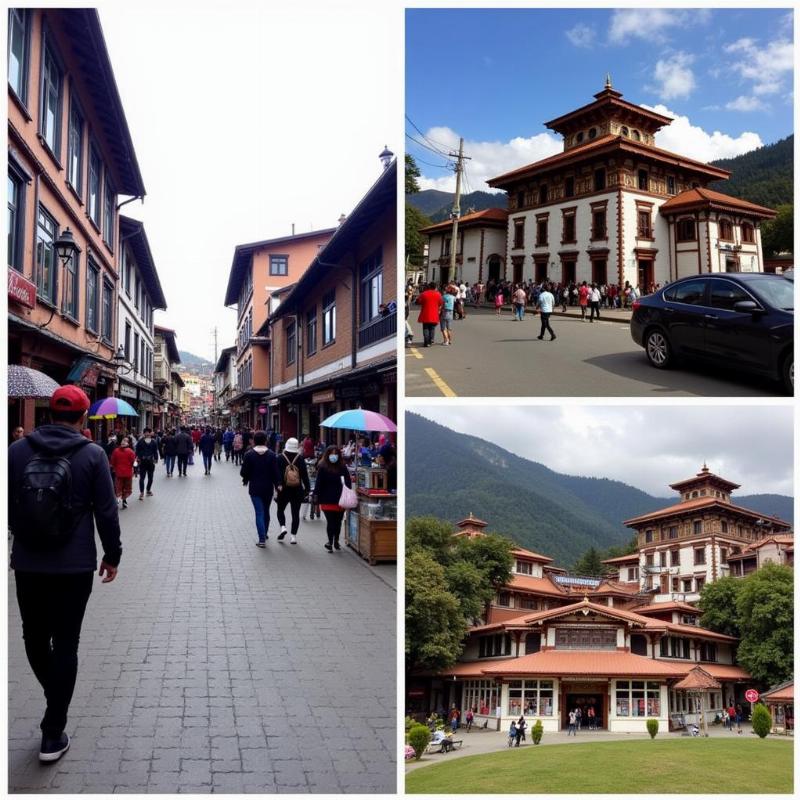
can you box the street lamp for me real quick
[113,346,134,375]
[379,145,394,170]
[54,227,81,267]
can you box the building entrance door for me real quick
[535,261,548,283]
[562,261,576,285]
[592,259,607,285]
[561,684,607,730]
[637,260,654,291]
[487,256,502,283]
[513,260,523,284]
[440,267,451,286]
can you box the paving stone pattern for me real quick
[8,455,397,793]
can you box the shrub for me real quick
[752,704,772,738]
[408,724,432,760]
[405,716,416,733]
[646,719,659,739]
[532,719,544,745]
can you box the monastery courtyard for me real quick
[8,460,397,794]
[406,307,781,397]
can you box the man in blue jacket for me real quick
[8,385,122,763]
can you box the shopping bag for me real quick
[338,476,358,509]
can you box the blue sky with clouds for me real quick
[406,7,794,192]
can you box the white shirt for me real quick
[589,288,601,302]
[459,283,467,299]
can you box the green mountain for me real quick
[407,190,507,222]
[406,414,793,567]
[178,350,213,370]
[709,136,793,208]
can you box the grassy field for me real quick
[406,738,794,794]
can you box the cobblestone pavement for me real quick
[9,455,397,793]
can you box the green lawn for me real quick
[406,738,794,794]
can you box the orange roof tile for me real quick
[665,623,737,642]
[481,650,684,678]
[674,666,721,690]
[660,187,776,218]
[419,208,508,234]
[591,580,642,596]
[602,553,640,564]
[511,547,554,563]
[762,682,793,703]
[635,602,700,616]
[508,574,566,596]
[690,663,750,681]
[624,498,790,527]
[741,534,795,553]
[439,657,514,678]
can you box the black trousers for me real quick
[177,454,189,475]
[276,491,303,535]
[15,571,94,737]
[422,322,436,346]
[138,461,155,493]
[323,509,345,545]
[589,301,600,321]
[539,312,555,338]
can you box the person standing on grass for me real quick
[109,437,136,509]
[415,282,444,348]
[198,427,216,475]
[276,437,310,544]
[134,427,159,500]
[8,385,121,764]
[312,445,352,552]
[536,283,557,341]
[240,431,282,548]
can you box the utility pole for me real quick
[211,326,219,365]
[448,138,470,283]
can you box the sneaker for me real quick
[324,543,333,552]
[139,494,144,501]
[39,732,70,763]
[278,529,287,541]
[256,542,266,548]
[550,335,557,341]
[146,491,153,497]
[537,335,544,340]
[122,499,128,509]
[290,535,297,544]
[333,541,341,551]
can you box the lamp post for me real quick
[379,145,394,171]
[54,226,81,268]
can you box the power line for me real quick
[405,114,453,154]
[405,131,452,160]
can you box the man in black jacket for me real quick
[240,431,282,547]
[175,427,193,477]
[8,385,122,763]
[135,427,159,500]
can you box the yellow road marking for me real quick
[408,347,423,360]
[424,367,457,398]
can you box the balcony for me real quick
[358,310,396,349]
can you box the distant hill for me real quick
[178,350,214,370]
[406,414,793,567]
[407,190,507,222]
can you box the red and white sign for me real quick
[745,689,760,704]
[258,405,268,415]
[8,268,36,309]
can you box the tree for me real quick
[445,559,489,623]
[406,203,432,267]
[407,724,432,759]
[455,534,514,591]
[406,154,422,195]
[751,704,772,738]
[698,576,742,638]
[735,564,793,687]
[573,547,604,576]
[406,516,455,563]
[760,204,793,257]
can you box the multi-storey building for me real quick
[153,325,181,431]
[213,345,236,426]
[268,158,397,440]
[170,370,185,426]
[8,8,146,434]
[487,79,775,288]
[223,227,335,428]
[420,208,508,287]
[117,216,166,432]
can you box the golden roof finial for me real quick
[605,72,612,90]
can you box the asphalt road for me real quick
[406,308,783,397]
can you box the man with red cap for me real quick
[8,384,122,764]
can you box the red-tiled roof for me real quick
[665,623,737,642]
[762,682,793,703]
[419,208,508,234]
[591,580,642,596]
[440,658,515,678]
[508,574,566,597]
[693,663,750,681]
[512,547,554,563]
[674,666,721,690]
[660,187,776,219]
[624,498,790,527]
[481,650,684,678]
[635,602,700,616]
[602,553,640,564]
[740,534,795,553]
[543,91,674,131]
[669,467,740,492]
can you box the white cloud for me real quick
[644,103,763,161]
[723,37,794,104]
[650,52,696,100]
[725,95,766,113]
[608,9,710,45]
[417,126,562,193]
[566,23,596,48]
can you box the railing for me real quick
[358,310,396,349]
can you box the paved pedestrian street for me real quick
[8,456,397,794]
[406,308,780,397]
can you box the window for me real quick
[478,633,512,658]
[67,100,84,195]
[463,680,500,717]
[35,206,57,304]
[359,247,383,323]
[306,306,317,356]
[286,321,296,366]
[7,168,25,270]
[693,521,703,536]
[103,178,115,248]
[670,549,680,566]
[555,628,617,650]
[269,254,288,276]
[39,38,63,156]
[592,209,606,239]
[588,127,597,139]
[659,551,667,567]
[508,680,553,717]
[668,526,678,540]
[124,321,132,361]
[497,592,511,607]
[637,209,652,238]
[8,9,30,102]
[693,546,706,565]
[632,130,641,141]
[538,184,548,204]
[62,248,79,320]
[123,248,132,296]
[646,553,654,567]
[637,170,648,191]
[695,576,705,593]
[442,236,451,257]
[535,217,548,246]
[645,529,654,543]
[676,218,696,241]
[710,280,752,311]
[564,176,574,198]
[667,176,676,195]
[718,219,733,241]
[627,567,638,581]
[682,578,692,593]
[134,273,140,311]
[86,259,99,332]
[562,212,575,243]
[88,147,102,227]
[741,223,754,243]
[616,681,660,717]
[513,218,525,249]
[620,126,629,137]
[664,279,707,305]
[721,520,728,533]
[140,339,146,376]
[576,131,584,143]
[515,560,533,575]
[102,280,113,341]
[594,169,606,191]
[720,547,728,564]
[322,288,336,345]
[516,190,525,208]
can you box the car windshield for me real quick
[747,278,794,311]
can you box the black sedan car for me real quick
[630,273,793,393]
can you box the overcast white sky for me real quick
[98,0,399,362]
[411,405,794,497]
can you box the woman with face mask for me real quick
[135,427,160,500]
[312,445,353,552]
[109,437,136,509]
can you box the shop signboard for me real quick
[8,269,36,309]
[312,389,336,404]
[82,364,101,388]
[119,383,138,400]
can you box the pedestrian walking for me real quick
[223,427,234,461]
[513,285,527,321]
[587,705,596,730]
[567,709,577,736]
[727,703,736,733]
[494,287,504,316]
[312,446,352,552]
[134,427,159,500]
[575,706,582,731]
[199,427,216,475]
[735,703,743,733]
[465,708,474,732]
[162,429,177,476]
[578,281,589,320]
[589,282,602,322]
[458,280,468,318]
[109,437,136,509]
[515,716,526,746]
[276,437,311,544]
[175,426,193,476]
[240,431,282,547]
[507,720,517,747]
[232,430,244,465]
[214,428,223,461]
[8,385,121,763]
[536,283,557,341]
[415,282,444,348]
[440,288,455,346]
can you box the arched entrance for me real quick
[486,255,502,283]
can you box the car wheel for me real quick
[645,328,672,369]
[782,353,793,395]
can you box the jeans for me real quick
[539,312,555,339]
[15,571,94,736]
[422,322,436,346]
[323,509,345,545]
[202,453,213,472]
[138,461,155,493]
[164,454,176,475]
[224,446,232,461]
[568,723,576,736]
[514,303,524,321]
[250,495,272,542]
[589,301,600,321]
[276,491,303,535]
[177,454,188,475]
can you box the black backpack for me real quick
[12,437,90,549]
